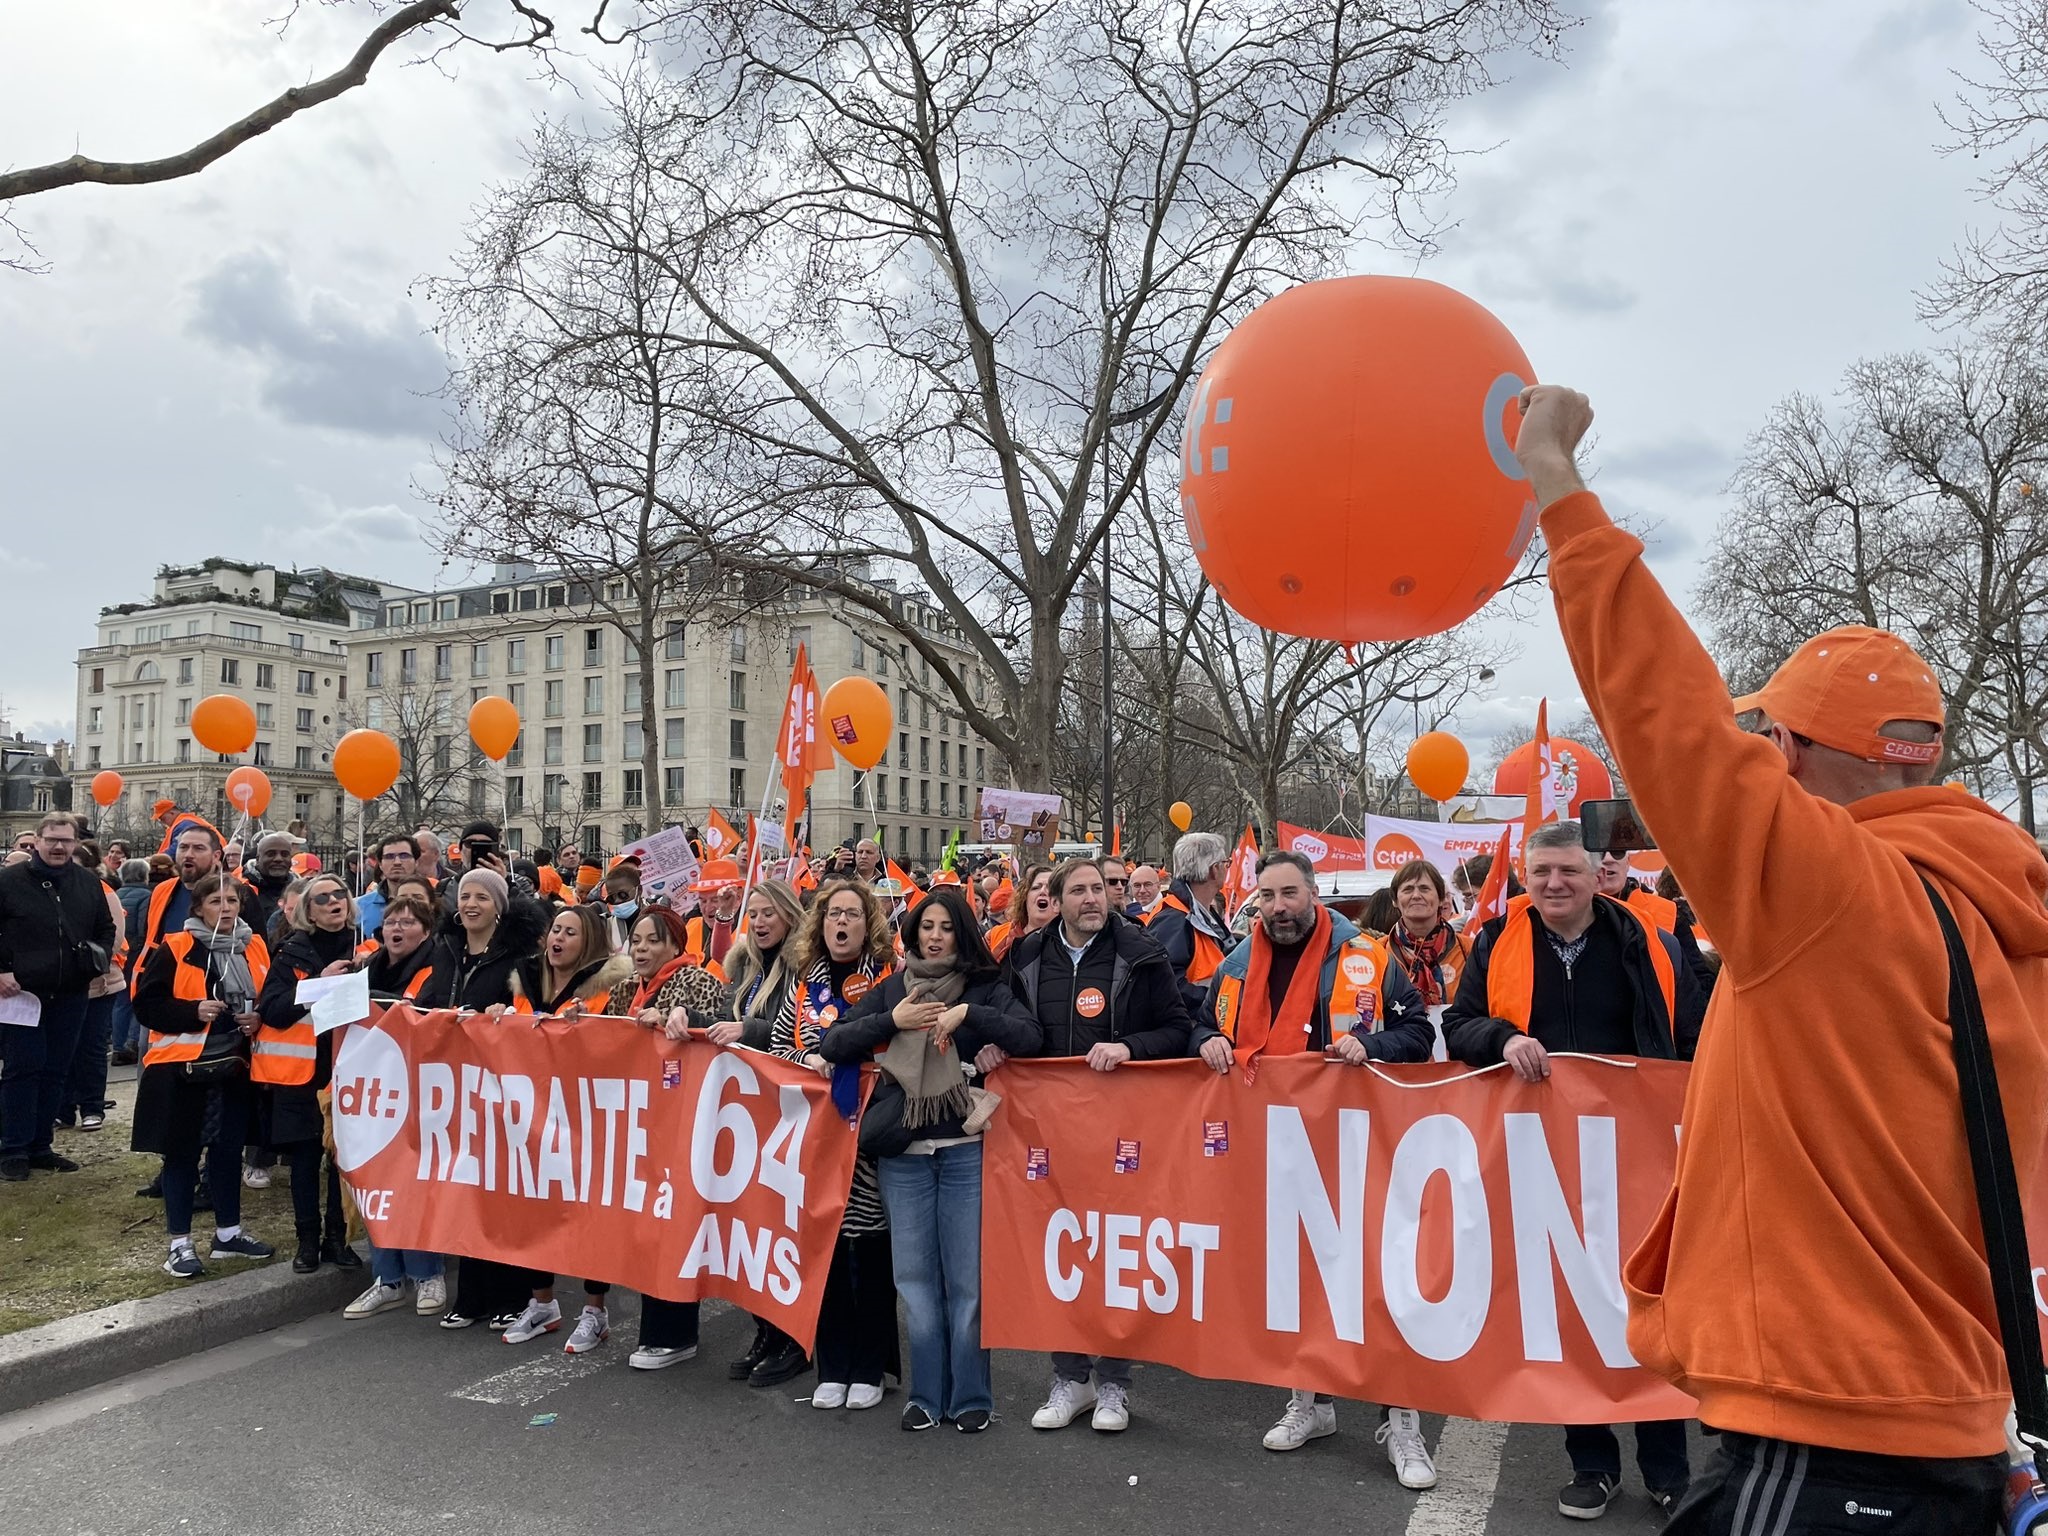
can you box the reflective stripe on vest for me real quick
[252,961,317,1086]
[1484,896,1675,1034]
[143,931,270,1067]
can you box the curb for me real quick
[0,1259,360,1415]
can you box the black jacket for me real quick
[0,856,119,998]
[257,925,359,1092]
[363,939,438,1004]
[821,968,1043,1140]
[1145,877,1234,1015]
[1009,914,1193,1061]
[246,870,294,948]
[411,898,551,1011]
[1443,897,1704,1066]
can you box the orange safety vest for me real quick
[686,912,746,971]
[1148,890,1227,985]
[1484,895,1675,1034]
[1625,887,1679,935]
[1212,932,1394,1043]
[143,931,272,1069]
[134,875,256,990]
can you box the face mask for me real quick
[611,900,639,921]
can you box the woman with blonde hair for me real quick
[767,879,899,1407]
[714,879,804,1051]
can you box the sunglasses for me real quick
[307,890,348,907]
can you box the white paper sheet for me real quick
[295,970,371,1035]
[0,993,42,1027]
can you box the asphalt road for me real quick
[0,1292,1699,1535]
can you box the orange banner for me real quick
[331,1007,865,1349]
[982,1053,1698,1423]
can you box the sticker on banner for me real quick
[1202,1120,1229,1157]
[1113,1138,1141,1174]
[1026,1146,1050,1181]
[662,1057,682,1089]
[1075,987,1106,1019]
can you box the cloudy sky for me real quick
[0,0,1995,768]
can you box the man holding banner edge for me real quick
[1515,383,2048,1531]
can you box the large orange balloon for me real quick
[224,765,272,817]
[190,694,258,756]
[90,770,124,807]
[1492,738,1614,818]
[332,729,402,801]
[1405,732,1470,802]
[1180,276,1536,644]
[821,677,893,772]
[468,696,521,762]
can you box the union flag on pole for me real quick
[1219,824,1259,921]
[1470,825,1515,925]
[776,644,833,848]
[702,807,741,859]
[1523,698,1562,852]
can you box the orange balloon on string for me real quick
[1180,276,1536,644]
[821,678,893,772]
[468,696,521,762]
[332,730,402,801]
[224,765,272,816]
[90,770,124,807]
[190,695,258,756]
[1405,732,1471,802]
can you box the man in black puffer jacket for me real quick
[986,858,1192,1438]
[0,814,118,1179]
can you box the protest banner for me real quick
[981,1053,1698,1423]
[1275,817,1520,882]
[615,825,700,903]
[1274,820,1369,873]
[332,1007,865,1347]
[976,787,1063,850]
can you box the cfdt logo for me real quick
[1290,832,1328,862]
[332,1026,408,1172]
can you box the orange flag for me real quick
[1470,826,1515,925]
[1219,823,1259,920]
[776,644,834,849]
[703,806,741,859]
[1521,698,1560,871]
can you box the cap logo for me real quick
[1879,738,1941,765]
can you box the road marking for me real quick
[450,1348,613,1407]
[1402,1417,1509,1536]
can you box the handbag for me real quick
[1917,877,2048,1533]
[181,1025,250,1083]
[857,1073,915,1159]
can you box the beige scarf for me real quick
[881,957,973,1129]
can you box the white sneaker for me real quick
[846,1383,883,1410]
[414,1275,447,1315]
[241,1165,270,1189]
[1263,1388,1337,1451]
[1091,1381,1130,1432]
[813,1381,849,1409]
[1030,1376,1096,1429]
[563,1305,609,1354]
[344,1281,407,1320]
[629,1344,697,1371]
[501,1298,562,1344]
[1377,1407,1438,1490]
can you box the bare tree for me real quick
[345,675,497,833]
[1699,344,2048,828]
[453,1,1569,790]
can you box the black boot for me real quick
[322,1235,362,1270]
[292,1233,321,1274]
[729,1318,773,1381]
[748,1337,810,1388]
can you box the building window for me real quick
[433,645,452,683]
[544,679,564,718]
[975,748,985,779]
[546,585,566,608]
[621,819,643,844]
[624,673,643,713]
[544,774,565,811]
[177,659,193,684]
[729,671,745,710]
[940,741,950,774]
[851,632,865,669]
[255,703,274,729]
[623,721,644,759]
[898,781,909,814]
[920,738,930,772]
[295,746,313,769]
[898,732,910,769]
[583,724,603,763]
[544,635,565,671]
[920,826,931,862]
[789,625,811,660]
[663,767,685,804]
[412,601,431,623]
[434,735,452,773]
[400,649,417,685]
[920,700,930,730]
[583,676,604,715]
[665,718,685,758]
[940,783,950,814]
[729,719,746,759]
[729,767,746,807]
[288,632,305,652]
[220,658,240,686]
[506,731,524,768]
[518,588,538,612]
[506,639,526,675]
[366,653,384,688]
[471,643,489,678]
[296,708,313,733]
[367,698,385,729]
[544,727,563,765]
[229,621,262,643]
[729,625,746,662]
[898,826,909,858]
[438,599,457,621]
[175,698,191,724]
[583,770,603,804]
[920,780,930,814]
[664,621,686,661]
[87,705,103,733]
[878,650,888,678]
[506,777,525,815]
[622,769,644,808]
[252,741,273,766]
[296,669,316,695]
[584,628,604,666]
[88,668,104,696]
[256,663,275,691]
[665,668,686,708]
[505,826,524,853]
[875,773,887,806]
[853,778,866,809]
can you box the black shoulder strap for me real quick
[1919,875,2048,1453]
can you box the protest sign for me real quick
[976,787,1063,850]
[616,826,700,903]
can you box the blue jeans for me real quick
[111,986,142,1053]
[0,991,89,1158]
[369,1243,444,1288]
[62,992,114,1121]
[878,1141,989,1419]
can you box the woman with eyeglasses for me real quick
[768,879,900,1410]
[254,872,363,1275]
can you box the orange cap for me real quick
[1732,625,1944,766]
[691,857,744,892]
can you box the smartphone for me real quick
[1580,798,1655,854]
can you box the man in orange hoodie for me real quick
[1514,384,2048,1531]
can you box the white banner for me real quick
[1364,813,1520,880]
